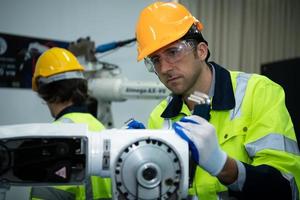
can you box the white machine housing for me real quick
[0,123,189,200]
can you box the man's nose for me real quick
[159,58,174,74]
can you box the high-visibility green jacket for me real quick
[31,105,112,200]
[148,62,300,200]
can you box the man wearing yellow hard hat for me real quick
[31,47,112,199]
[135,2,300,199]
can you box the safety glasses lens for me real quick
[144,40,195,73]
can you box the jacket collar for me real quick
[55,104,88,120]
[161,62,235,118]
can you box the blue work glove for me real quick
[123,119,146,129]
[172,115,227,176]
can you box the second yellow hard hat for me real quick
[32,47,84,91]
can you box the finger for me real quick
[179,117,199,124]
[182,115,208,124]
[172,122,192,142]
[194,91,210,101]
[127,120,145,129]
[172,123,200,162]
[175,121,204,133]
[188,94,205,104]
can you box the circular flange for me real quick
[114,138,181,200]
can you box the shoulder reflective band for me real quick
[38,71,85,86]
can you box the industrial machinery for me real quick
[69,37,170,128]
[0,36,182,200]
[0,33,169,127]
[21,36,169,128]
[0,123,189,200]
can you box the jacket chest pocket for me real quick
[217,119,249,160]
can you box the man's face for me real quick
[145,40,204,96]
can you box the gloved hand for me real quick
[123,119,146,129]
[172,115,227,176]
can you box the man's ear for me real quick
[196,42,208,61]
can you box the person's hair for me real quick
[37,79,88,105]
[182,24,211,62]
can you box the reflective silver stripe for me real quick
[282,173,300,200]
[57,117,75,123]
[55,117,95,200]
[31,187,75,200]
[85,178,93,200]
[230,73,252,120]
[162,119,172,129]
[245,133,300,158]
[166,95,173,104]
[187,195,199,200]
[228,160,246,191]
[163,96,174,129]
[38,71,85,85]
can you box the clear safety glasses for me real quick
[144,40,196,73]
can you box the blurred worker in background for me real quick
[31,47,111,199]
[135,2,300,199]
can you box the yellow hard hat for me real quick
[135,1,203,61]
[32,47,84,91]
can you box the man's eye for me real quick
[150,56,160,64]
[165,48,180,57]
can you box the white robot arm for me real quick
[68,37,170,128]
[85,63,169,128]
[89,75,168,101]
[0,123,189,200]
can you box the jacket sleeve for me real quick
[30,186,76,200]
[229,163,292,199]
[229,75,300,199]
